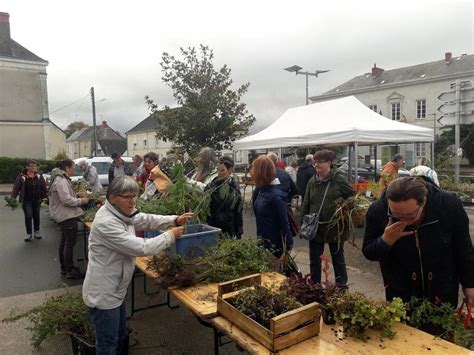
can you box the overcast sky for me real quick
[2,1,473,135]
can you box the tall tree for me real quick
[146,45,255,155]
[64,121,89,138]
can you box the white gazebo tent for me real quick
[233,96,434,180]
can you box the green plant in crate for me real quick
[2,291,95,349]
[228,284,301,329]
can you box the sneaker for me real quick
[24,234,33,242]
[65,268,85,279]
[34,232,42,240]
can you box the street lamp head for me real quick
[284,65,303,73]
[315,69,330,77]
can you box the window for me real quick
[368,105,377,112]
[143,139,147,148]
[391,102,400,121]
[155,136,160,147]
[235,151,242,163]
[416,99,426,119]
[415,143,426,157]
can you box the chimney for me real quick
[0,12,11,56]
[445,52,452,63]
[101,121,108,128]
[371,63,384,77]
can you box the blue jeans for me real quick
[309,241,348,286]
[89,301,127,355]
[22,200,41,235]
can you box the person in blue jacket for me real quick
[251,156,293,259]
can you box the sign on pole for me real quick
[437,83,474,126]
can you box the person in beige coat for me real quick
[48,159,89,279]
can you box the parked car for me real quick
[338,161,409,182]
[43,156,133,187]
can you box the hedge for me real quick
[0,157,56,183]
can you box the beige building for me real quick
[0,12,65,160]
[310,52,474,166]
[126,115,173,159]
[66,121,126,159]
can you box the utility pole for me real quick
[428,113,436,169]
[454,80,461,183]
[91,87,97,157]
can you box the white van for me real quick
[44,156,133,187]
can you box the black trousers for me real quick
[22,200,41,235]
[59,218,79,272]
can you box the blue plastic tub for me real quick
[174,224,221,259]
[144,230,162,238]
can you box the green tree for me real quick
[146,45,255,155]
[435,124,474,166]
[64,121,89,138]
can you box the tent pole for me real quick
[374,145,378,180]
[348,144,352,182]
[354,141,359,184]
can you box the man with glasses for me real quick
[363,176,474,309]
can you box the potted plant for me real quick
[2,290,95,354]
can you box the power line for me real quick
[50,93,90,114]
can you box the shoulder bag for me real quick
[299,181,331,241]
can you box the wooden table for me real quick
[134,257,471,354]
[211,316,471,354]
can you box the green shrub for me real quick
[0,157,56,183]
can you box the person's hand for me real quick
[381,217,414,246]
[175,212,194,226]
[463,287,474,305]
[81,197,89,205]
[170,226,185,239]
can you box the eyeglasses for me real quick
[117,194,138,201]
[387,200,425,223]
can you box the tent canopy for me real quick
[233,96,434,150]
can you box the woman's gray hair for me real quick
[107,176,139,199]
[77,159,88,168]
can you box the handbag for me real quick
[299,181,331,241]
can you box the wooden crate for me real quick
[217,274,320,352]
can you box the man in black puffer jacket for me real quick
[296,154,315,200]
[363,176,474,307]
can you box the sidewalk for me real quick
[0,184,12,195]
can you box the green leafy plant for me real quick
[137,163,210,222]
[147,237,273,288]
[4,196,19,210]
[325,193,371,247]
[330,292,406,340]
[81,206,99,222]
[2,291,95,349]
[405,297,474,350]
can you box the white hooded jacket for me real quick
[82,200,177,309]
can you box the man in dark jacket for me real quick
[363,176,474,307]
[297,154,315,200]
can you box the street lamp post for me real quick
[284,65,330,105]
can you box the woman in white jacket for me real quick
[82,176,192,354]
